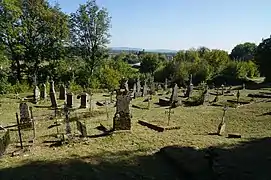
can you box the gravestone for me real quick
[19,103,31,123]
[76,120,87,137]
[201,86,209,105]
[170,83,182,107]
[33,86,40,104]
[113,84,132,131]
[66,93,73,108]
[40,84,47,100]
[80,93,89,108]
[221,84,225,95]
[59,84,66,100]
[50,80,55,93]
[142,80,148,97]
[135,78,141,98]
[165,78,168,90]
[149,77,156,95]
[132,83,136,98]
[217,106,228,136]
[185,74,193,98]
[237,90,240,104]
[242,83,246,90]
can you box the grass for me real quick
[0,87,271,179]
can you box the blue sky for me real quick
[49,0,270,52]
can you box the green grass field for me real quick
[0,87,271,180]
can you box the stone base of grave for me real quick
[227,100,251,105]
[159,98,171,106]
[138,120,180,132]
[248,93,271,98]
[228,133,241,138]
[113,112,131,131]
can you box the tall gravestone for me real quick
[49,80,57,108]
[113,83,132,131]
[142,80,148,97]
[59,84,66,100]
[201,86,209,105]
[80,92,89,108]
[40,84,47,100]
[66,93,73,108]
[64,104,71,136]
[149,76,156,95]
[135,78,141,98]
[132,83,136,98]
[170,83,182,107]
[165,78,168,90]
[33,86,40,104]
[185,74,193,98]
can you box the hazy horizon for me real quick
[49,0,271,52]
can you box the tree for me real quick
[255,37,271,81]
[70,0,111,77]
[140,53,160,75]
[230,42,257,61]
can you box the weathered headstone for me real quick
[59,84,66,100]
[221,84,225,95]
[142,80,148,97]
[66,93,73,108]
[185,74,193,98]
[135,78,141,98]
[50,80,55,93]
[19,103,31,123]
[113,84,132,131]
[237,90,240,104]
[217,106,228,136]
[165,78,168,90]
[132,83,136,98]
[80,92,89,108]
[242,83,246,90]
[76,120,87,137]
[40,83,47,100]
[149,77,156,95]
[201,86,209,105]
[170,83,182,107]
[33,86,40,104]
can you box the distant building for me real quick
[129,62,141,69]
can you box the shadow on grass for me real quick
[1,138,271,180]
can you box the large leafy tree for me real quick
[230,42,257,61]
[70,0,111,78]
[140,53,160,75]
[255,37,271,81]
[0,0,69,83]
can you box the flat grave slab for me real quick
[138,120,180,132]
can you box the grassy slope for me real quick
[0,88,271,179]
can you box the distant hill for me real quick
[109,47,178,54]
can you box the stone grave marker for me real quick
[113,83,132,131]
[201,86,209,105]
[165,106,174,126]
[142,80,148,97]
[59,84,66,100]
[66,93,73,108]
[40,83,47,100]
[242,83,246,90]
[164,78,168,90]
[50,80,55,93]
[185,74,193,98]
[19,103,31,124]
[217,106,228,136]
[221,84,225,95]
[170,83,182,107]
[135,78,141,98]
[80,93,89,108]
[237,90,240,104]
[132,83,136,98]
[33,86,40,104]
[76,120,87,137]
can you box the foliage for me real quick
[230,42,257,61]
[140,53,161,75]
[255,37,271,81]
[70,0,111,77]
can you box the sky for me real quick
[48,0,271,52]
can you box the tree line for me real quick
[0,0,270,94]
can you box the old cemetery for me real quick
[1,79,271,179]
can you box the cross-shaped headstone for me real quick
[165,106,174,126]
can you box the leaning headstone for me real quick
[59,84,66,100]
[50,90,57,108]
[19,103,31,123]
[170,83,182,107]
[142,80,148,97]
[76,120,87,137]
[33,86,40,104]
[217,106,228,136]
[64,104,71,136]
[113,85,132,131]
[50,80,55,93]
[40,84,47,100]
[66,93,73,108]
[80,92,89,108]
